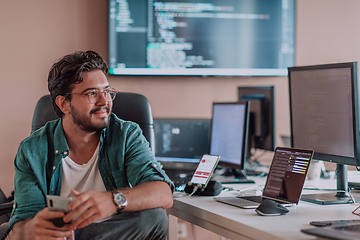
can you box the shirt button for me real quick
[153,164,157,168]
[53,166,56,170]
[63,151,68,155]
[55,150,59,154]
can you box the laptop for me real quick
[214,147,314,209]
[302,223,360,240]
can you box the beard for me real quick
[70,105,110,133]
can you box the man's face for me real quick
[68,70,113,133]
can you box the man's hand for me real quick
[9,208,74,240]
[64,189,118,229]
[63,181,172,230]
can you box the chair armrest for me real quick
[0,202,13,216]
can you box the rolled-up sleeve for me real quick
[124,123,174,191]
[9,142,47,228]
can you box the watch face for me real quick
[115,193,125,204]
[114,192,127,210]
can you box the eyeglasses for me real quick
[67,88,117,104]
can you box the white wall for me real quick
[0,0,359,195]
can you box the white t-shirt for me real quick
[60,142,106,197]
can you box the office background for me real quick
[0,0,360,196]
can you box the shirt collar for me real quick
[53,118,70,158]
[53,117,109,158]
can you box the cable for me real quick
[188,184,201,197]
[349,192,356,204]
[222,186,236,192]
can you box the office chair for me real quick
[0,189,13,239]
[0,189,13,220]
[0,92,155,239]
[31,92,155,150]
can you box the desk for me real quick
[167,171,360,240]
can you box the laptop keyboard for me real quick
[237,195,263,203]
[335,224,360,232]
[310,219,360,227]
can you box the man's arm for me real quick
[64,180,173,229]
[113,180,173,211]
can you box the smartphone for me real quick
[190,154,220,188]
[47,195,73,227]
[47,195,72,213]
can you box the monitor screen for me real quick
[209,101,249,169]
[288,62,360,167]
[238,86,275,154]
[288,62,360,204]
[108,0,295,76]
[154,118,210,167]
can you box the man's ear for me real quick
[55,95,71,115]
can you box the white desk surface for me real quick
[167,171,360,240]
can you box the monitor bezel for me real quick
[209,101,250,170]
[288,61,360,167]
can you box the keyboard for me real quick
[237,195,263,203]
[335,224,360,232]
[348,182,360,190]
[310,219,360,227]
[220,178,255,184]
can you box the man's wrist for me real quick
[10,219,30,240]
[111,190,127,212]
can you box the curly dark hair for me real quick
[48,50,109,117]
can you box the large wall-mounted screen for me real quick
[108,0,295,76]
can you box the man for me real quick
[7,51,174,240]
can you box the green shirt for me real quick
[9,113,174,227]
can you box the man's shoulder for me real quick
[20,119,61,147]
[108,113,140,131]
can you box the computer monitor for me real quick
[108,0,295,76]
[288,61,360,204]
[238,86,275,159]
[153,118,210,185]
[209,101,254,183]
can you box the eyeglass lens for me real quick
[88,89,116,103]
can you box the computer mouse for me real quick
[255,199,289,216]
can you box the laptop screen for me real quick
[263,147,314,203]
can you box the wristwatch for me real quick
[112,191,127,212]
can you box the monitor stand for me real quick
[217,168,255,184]
[301,163,357,205]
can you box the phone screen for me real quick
[190,154,220,187]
